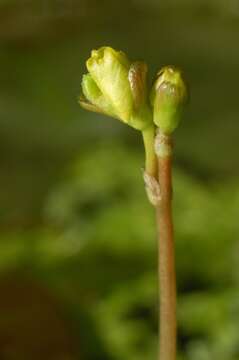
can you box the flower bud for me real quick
[86,47,133,123]
[150,66,188,134]
[79,46,153,131]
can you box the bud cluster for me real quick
[79,46,188,135]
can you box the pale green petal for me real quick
[82,73,102,100]
[81,73,117,118]
[91,47,130,68]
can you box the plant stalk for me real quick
[142,125,157,178]
[155,131,177,360]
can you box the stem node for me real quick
[155,131,173,159]
[143,171,161,206]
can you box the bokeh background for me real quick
[0,0,239,359]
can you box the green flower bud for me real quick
[150,66,188,134]
[86,46,133,122]
[79,46,153,131]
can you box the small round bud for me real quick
[150,66,188,134]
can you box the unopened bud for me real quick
[150,66,188,134]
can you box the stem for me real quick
[142,126,157,178]
[155,131,176,360]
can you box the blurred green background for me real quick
[0,0,239,359]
